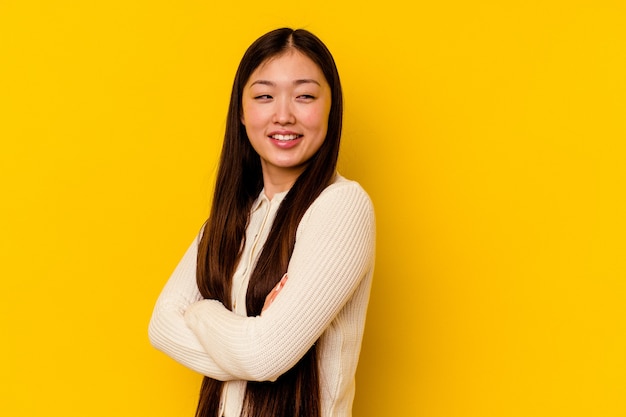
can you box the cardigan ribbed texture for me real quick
[149,174,376,417]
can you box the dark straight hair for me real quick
[195,28,343,417]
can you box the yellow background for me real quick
[1,1,624,416]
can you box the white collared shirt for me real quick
[150,175,376,417]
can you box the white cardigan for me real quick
[149,175,376,417]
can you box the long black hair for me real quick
[195,28,343,417]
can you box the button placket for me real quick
[233,199,272,312]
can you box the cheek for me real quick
[301,106,330,132]
[241,107,264,129]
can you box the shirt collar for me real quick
[251,188,290,213]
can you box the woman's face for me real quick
[241,50,331,187]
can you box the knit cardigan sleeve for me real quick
[148,238,235,380]
[183,180,376,382]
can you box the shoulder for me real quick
[315,173,373,208]
[299,174,375,227]
[330,172,372,199]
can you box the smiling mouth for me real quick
[270,134,301,141]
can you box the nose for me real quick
[272,98,295,125]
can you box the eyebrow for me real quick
[249,79,321,87]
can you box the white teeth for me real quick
[272,134,298,141]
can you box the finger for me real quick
[262,274,288,312]
[272,274,288,294]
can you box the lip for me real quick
[269,136,302,149]
[267,130,303,149]
[268,130,301,138]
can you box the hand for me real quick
[262,274,288,313]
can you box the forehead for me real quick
[247,50,327,84]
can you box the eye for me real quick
[254,94,273,100]
[297,94,315,101]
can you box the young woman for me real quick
[149,28,376,417]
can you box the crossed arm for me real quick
[148,182,375,382]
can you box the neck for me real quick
[261,165,306,200]
[262,175,298,200]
